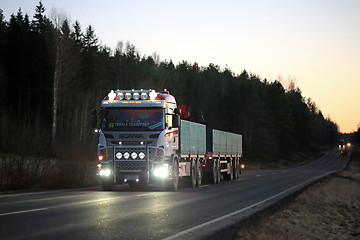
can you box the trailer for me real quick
[93,89,242,191]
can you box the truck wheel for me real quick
[217,160,221,183]
[101,179,116,191]
[190,158,197,188]
[239,159,242,175]
[209,160,217,184]
[233,159,239,179]
[224,160,233,181]
[166,159,179,191]
[196,158,202,187]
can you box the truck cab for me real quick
[94,89,180,190]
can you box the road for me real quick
[0,149,350,240]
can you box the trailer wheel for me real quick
[224,160,233,181]
[208,159,217,184]
[190,158,197,188]
[216,160,221,183]
[233,158,239,179]
[196,158,202,187]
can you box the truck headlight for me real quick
[99,169,111,177]
[154,164,169,178]
[124,152,130,159]
[115,152,122,159]
[139,152,145,159]
[131,152,138,159]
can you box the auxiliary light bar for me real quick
[106,89,158,101]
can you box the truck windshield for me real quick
[101,108,165,131]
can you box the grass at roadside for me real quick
[210,147,360,240]
[236,148,360,240]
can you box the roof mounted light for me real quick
[133,92,140,100]
[117,92,124,100]
[125,92,132,100]
[140,92,148,100]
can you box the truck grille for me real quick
[102,146,164,172]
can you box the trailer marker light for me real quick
[241,164,245,169]
[98,155,104,161]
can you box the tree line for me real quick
[0,2,339,174]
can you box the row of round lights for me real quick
[115,151,145,160]
[117,92,149,101]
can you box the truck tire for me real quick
[101,179,116,191]
[196,158,202,187]
[224,160,233,181]
[190,158,197,188]
[166,159,179,191]
[208,159,217,184]
[237,158,241,177]
[216,160,221,183]
[183,158,197,188]
[233,158,239,179]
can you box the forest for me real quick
[0,2,342,190]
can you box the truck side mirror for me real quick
[174,108,181,115]
[172,114,180,128]
[91,109,97,129]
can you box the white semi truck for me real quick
[93,89,242,191]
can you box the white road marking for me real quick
[162,171,334,240]
[0,208,47,217]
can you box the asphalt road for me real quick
[0,149,350,240]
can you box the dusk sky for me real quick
[2,0,360,133]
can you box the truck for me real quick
[92,89,243,191]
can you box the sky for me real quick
[1,0,360,133]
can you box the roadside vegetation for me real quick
[218,148,360,240]
[0,2,350,191]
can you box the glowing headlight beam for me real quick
[153,164,169,178]
[99,169,111,177]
